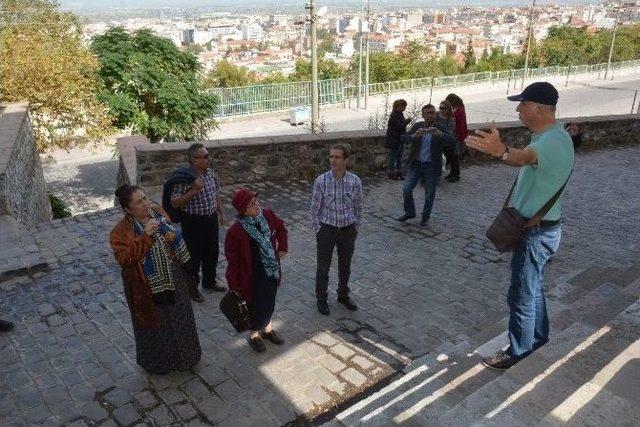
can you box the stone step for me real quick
[0,215,48,283]
[436,297,640,426]
[327,268,640,427]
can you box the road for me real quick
[210,73,640,139]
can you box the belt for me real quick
[320,223,355,230]
[182,211,217,219]
[525,219,561,229]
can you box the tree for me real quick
[91,28,218,143]
[0,0,114,152]
[202,60,258,88]
[291,58,345,80]
[464,38,476,70]
[316,28,335,55]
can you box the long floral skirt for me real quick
[132,263,201,374]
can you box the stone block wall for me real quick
[117,114,639,190]
[0,102,52,227]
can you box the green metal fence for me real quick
[212,59,640,118]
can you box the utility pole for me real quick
[305,0,319,129]
[357,7,364,109]
[604,10,619,81]
[364,0,371,110]
[522,0,536,89]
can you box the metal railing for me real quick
[211,59,640,118]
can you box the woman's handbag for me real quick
[220,290,251,332]
[486,172,571,252]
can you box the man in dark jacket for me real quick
[398,104,456,226]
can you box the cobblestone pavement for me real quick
[1,146,638,426]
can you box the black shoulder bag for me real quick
[220,290,251,332]
[486,172,572,252]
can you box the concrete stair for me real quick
[0,215,48,282]
[327,264,640,426]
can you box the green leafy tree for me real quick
[259,72,290,84]
[91,27,218,143]
[202,60,258,88]
[291,58,345,80]
[464,38,476,70]
[317,28,336,55]
[0,0,114,152]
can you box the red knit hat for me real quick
[232,188,258,213]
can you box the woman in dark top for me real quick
[385,99,412,180]
[224,188,288,353]
[110,184,201,374]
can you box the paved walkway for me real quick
[1,146,638,425]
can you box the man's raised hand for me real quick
[464,123,505,158]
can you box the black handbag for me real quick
[486,172,571,252]
[219,290,251,332]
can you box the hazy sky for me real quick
[59,0,600,13]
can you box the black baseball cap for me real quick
[507,81,559,106]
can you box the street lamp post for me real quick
[364,0,371,110]
[604,11,619,81]
[305,0,319,130]
[522,0,536,89]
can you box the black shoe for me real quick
[397,174,405,181]
[0,320,15,332]
[337,297,358,311]
[420,217,429,226]
[481,350,519,371]
[189,288,205,303]
[397,214,415,222]
[445,175,460,183]
[248,336,266,352]
[388,172,395,180]
[317,300,330,315]
[262,330,285,345]
[203,283,226,292]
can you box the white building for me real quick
[241,23,263,41]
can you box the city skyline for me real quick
[61,0,601,13]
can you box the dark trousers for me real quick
[443,146,460,178]
[181,212,219,288]
[315,224,357,301]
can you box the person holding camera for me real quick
[397,104,457,226]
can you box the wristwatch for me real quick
[498,145,510,161]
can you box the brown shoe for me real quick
[262,330,284,345]
[249,336,266,352]
[481,350,519,371]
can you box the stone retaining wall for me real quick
[0,102,51,226]
[117,114,640,189]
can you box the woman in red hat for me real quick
[224,188,288,352]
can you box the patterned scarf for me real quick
[132,210,190,295]
[238,211,280,279]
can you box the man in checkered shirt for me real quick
[310,143,364,316]
[171,143,228,302]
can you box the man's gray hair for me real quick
[186,143,205,162]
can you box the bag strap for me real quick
[525,169,573,227]
[502,175,519,208]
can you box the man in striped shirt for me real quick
[309,144,364,315]
[171,143,228,302]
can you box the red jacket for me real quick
[224,209,288,303]
[453,107,468,143]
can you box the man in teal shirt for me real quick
[465,82,574,370]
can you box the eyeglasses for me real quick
[193,154,209,159]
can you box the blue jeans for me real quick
[508,223,562,359]
[402,161,437,220]
[387,146,404,173]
